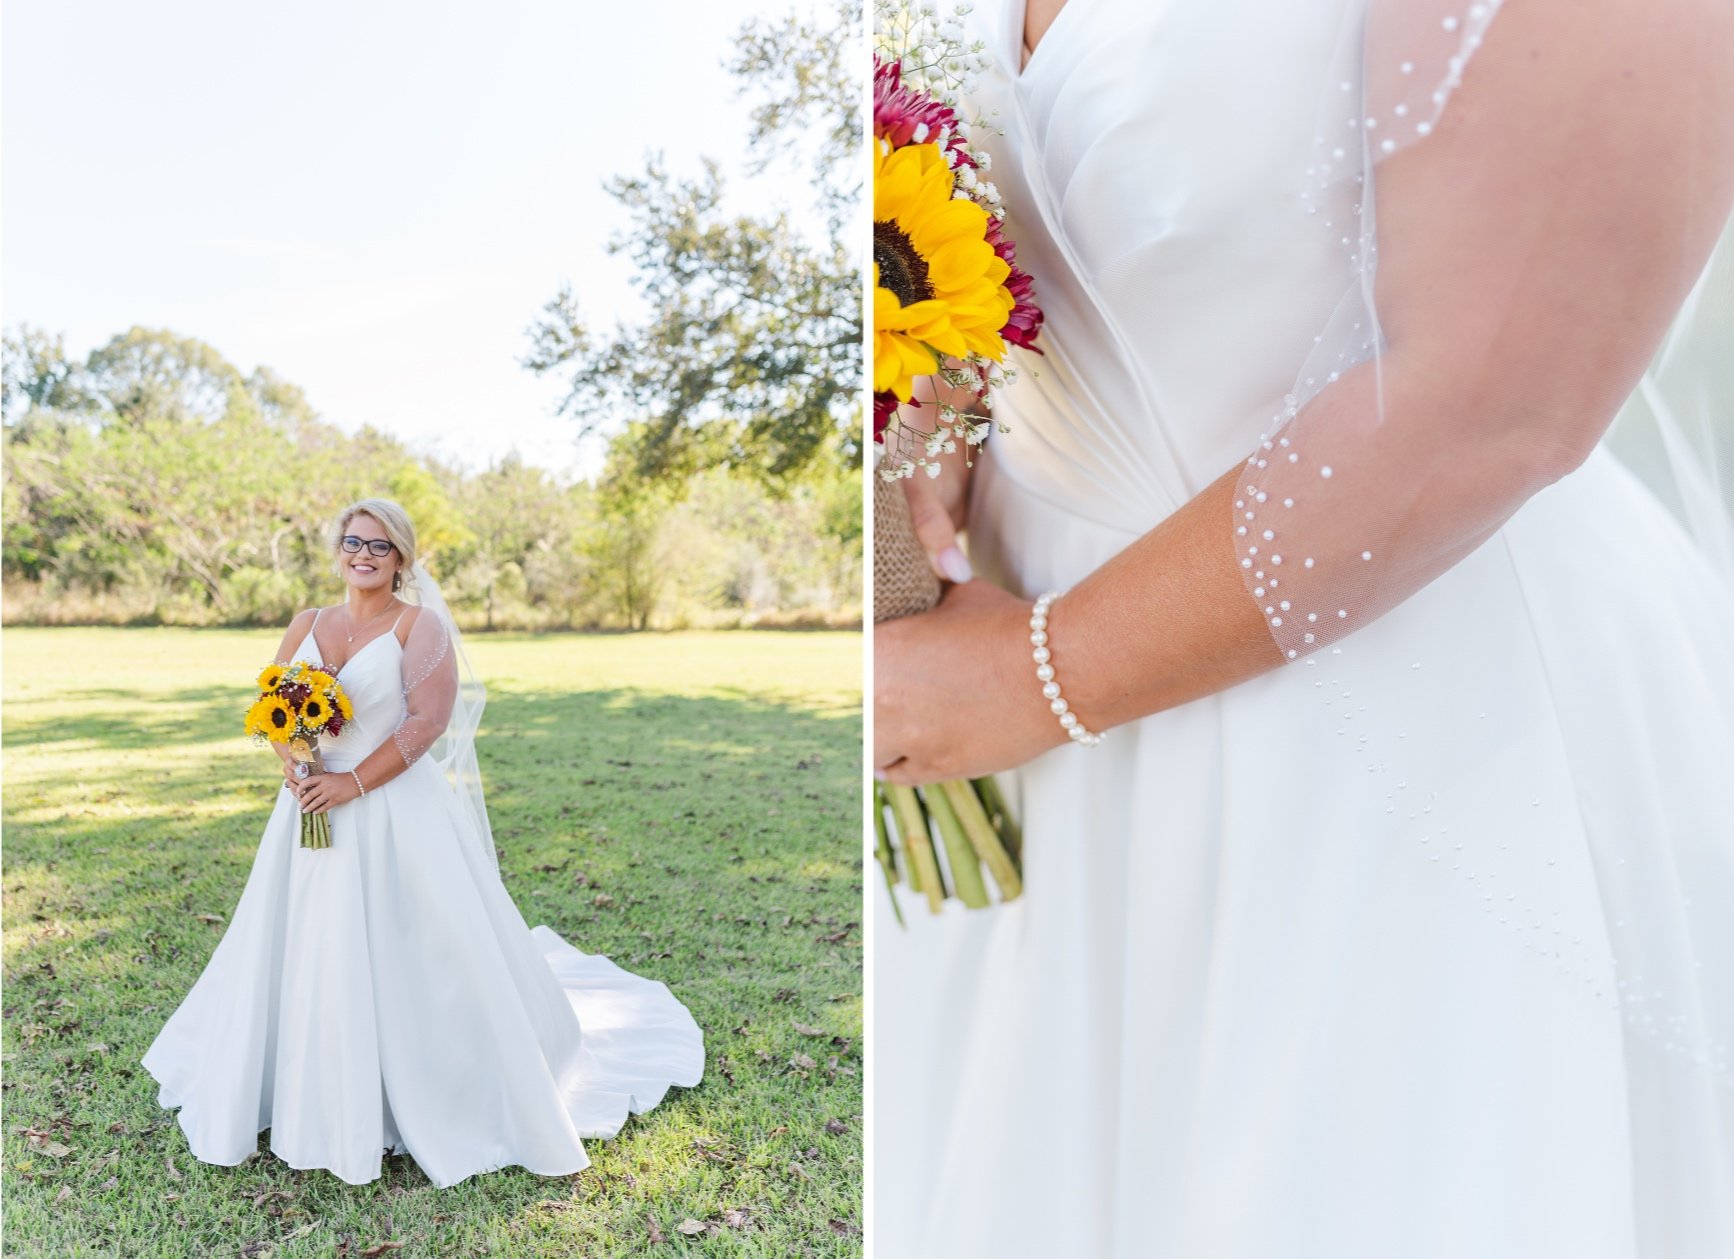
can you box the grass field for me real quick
[1,627,863,1258]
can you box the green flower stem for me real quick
[941,778,1022,904]
[300,810,331,850]
[925,782,989,909]
[884,783,944,914]
[973,774,1022,867]
[873,783,898,887]
[873,785,906,929]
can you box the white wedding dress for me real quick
[875,1,1734,1255]
[143,615,705,1187]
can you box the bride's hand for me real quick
[297,771,359,815]
[901,468,973,584]
[874,579,1066,785]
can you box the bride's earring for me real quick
[392,568,402,593]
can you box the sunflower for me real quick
[334,689,354,721]
[245,695,296,743]
[304,669,336,693]
[257,663,287,693]
[873,139,1014,402]
[301,694,330,731]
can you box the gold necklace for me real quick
[344,598,399,644]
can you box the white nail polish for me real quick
[937,545,973,584]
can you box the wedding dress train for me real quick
[143,621,705,1187]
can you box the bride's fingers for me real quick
[901,474,972,584]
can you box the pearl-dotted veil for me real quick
[395,560,497,873]
[1238,0,1734,1229]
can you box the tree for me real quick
[2,327,89,424]
[523,0,860,487]
[83,327,246,426]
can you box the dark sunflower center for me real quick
[874,220,934,307]
[271,708,289,728]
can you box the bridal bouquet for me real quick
[873,3,1043,917]
[246,661,353,850]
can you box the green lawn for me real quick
[1,627,863,1258]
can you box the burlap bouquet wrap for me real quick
[873,471,941,622]
[872,466,1023,916]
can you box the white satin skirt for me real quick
[874,443,1734,1257]
[143,756,705,1187]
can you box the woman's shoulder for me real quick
[395,602,429,644]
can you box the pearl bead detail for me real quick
[1030,591,1104,748]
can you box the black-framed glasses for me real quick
[340,535,397,558]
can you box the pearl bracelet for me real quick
[1030,591,1104,747]
[350,769,366,798]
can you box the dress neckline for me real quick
[302,622,402,681]
[1009,0,1081,83]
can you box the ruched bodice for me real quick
[965,0,1358,532]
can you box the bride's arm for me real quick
[876,0,1734,782]
[295,608,459,813]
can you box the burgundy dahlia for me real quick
[874,56,975,172]
[874,389,901,441]
[986,216,1043,352]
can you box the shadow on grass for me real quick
[4,686,253,753]
[3,682,863,1257]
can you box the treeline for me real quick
[1,327,860,631]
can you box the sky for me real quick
[2,0,831,479]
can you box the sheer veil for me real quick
[1232,0,1734,1236]
[397,560,497,873]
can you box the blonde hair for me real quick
[332,498,418,592]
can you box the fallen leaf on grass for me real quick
[723,1208,752,1229]
[165,1154,182,1179]
[55,1186,72,1203]
[793,1022,827,1037]
[25,1133,72,1158]
[829,1218,862,1237]
[360,1244,403,1258]
[677,1219,708,1236]
[646,1214,667,1244]
[790,1053,818,1072]
[99,1176,117,1190]
[196,913,224,925]
[787,1162,812,1182]
[825,1118,848,1136]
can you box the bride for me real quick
[875,0,1734,1254]
[143,498,704,1187]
